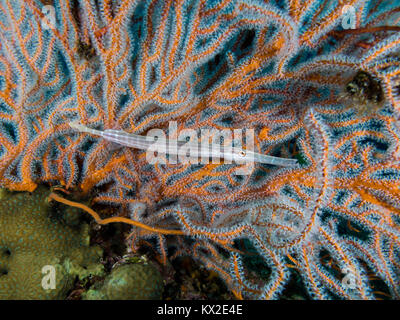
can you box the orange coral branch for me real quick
[47,192,185,236]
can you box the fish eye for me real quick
[239,151,246,156]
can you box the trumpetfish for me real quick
[69,122,298,167]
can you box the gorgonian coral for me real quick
[0,0,400,299]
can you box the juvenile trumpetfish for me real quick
[69,122,298,168]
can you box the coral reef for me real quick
[0,0,400,299]
[0,187,104,299]
[83,257,163,300]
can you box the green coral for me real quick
[83,259,163,300]
[0,187,104,299]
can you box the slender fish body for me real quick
[69,122,298,167]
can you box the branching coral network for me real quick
[1,0,400,299]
